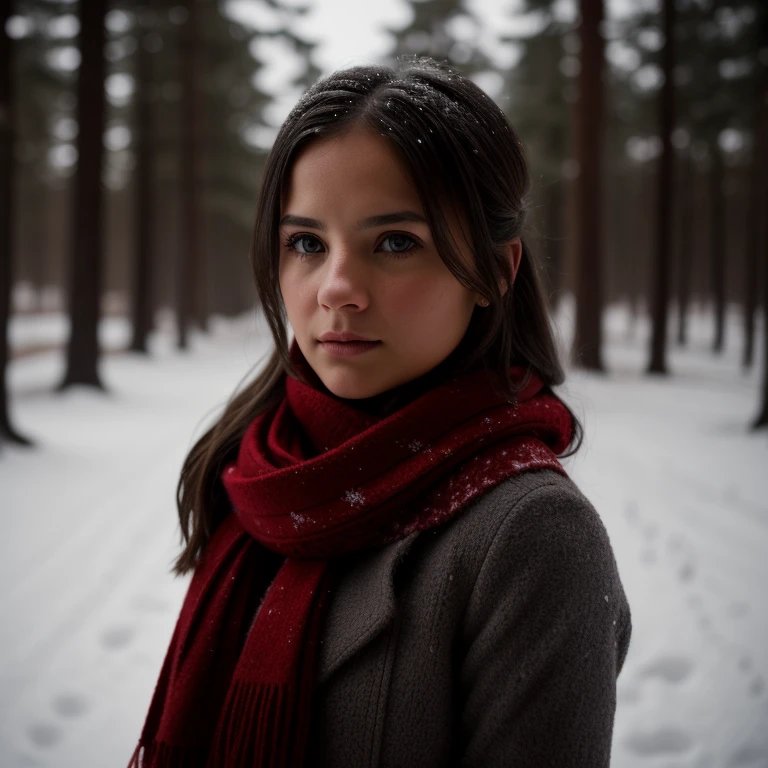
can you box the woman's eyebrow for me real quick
[278,211,427,231]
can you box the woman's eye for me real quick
[285,234,325,256]
[378,233,419,255]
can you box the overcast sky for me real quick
[224,0,661,136]
[228,0,659,75]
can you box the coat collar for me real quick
[315,531,421,687]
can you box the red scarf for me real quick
[128,343,573,767]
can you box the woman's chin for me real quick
[311,365,397,401]
[320,379,387,401]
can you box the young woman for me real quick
[128,56,632,768]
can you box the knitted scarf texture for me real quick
[128,341,573,767]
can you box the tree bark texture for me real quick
[648,0,675,374]
[572,0,605,371]
[59,0,108,389]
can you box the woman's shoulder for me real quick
[429,468,630,630]
[402,466,624,599]
[445,467,612,562]
[449,467,632,666]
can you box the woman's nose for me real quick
[316,249,371,310]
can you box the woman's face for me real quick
[278,125,485,400]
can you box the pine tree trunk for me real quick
[612,168,629,321]
[753,224,768,428]
[752,82,768,430]
[0,0,32,446]
[625,166,645,341]
[677,149,694,346]
[743,92,763,369]
[194,8,208,334]
[572,0,605,371]
[648,0,675,374]
[710,141,726,354]
[59,0,107,390]
[546,179,564,310]
[130,8,156,354]
[176,0,202,350]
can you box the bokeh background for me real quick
[1,1,766,767]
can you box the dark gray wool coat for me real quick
[304,467,633,767]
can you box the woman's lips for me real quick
[318,340,382,357]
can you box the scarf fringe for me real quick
[126,740,208,768]
[126,680,292,768]
[207,679,293,768]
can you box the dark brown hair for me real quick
[171,56,582,576]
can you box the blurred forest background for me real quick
[1,0,767,447]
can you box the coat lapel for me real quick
[315,531,421,687]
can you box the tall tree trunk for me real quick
[572,0,605,371]
[18,173,49,304]
[626,165,645,341]
[130,7,155,354]
[176,0,202,350]
[743,94,763,369]
[648,0,675,374]
[546,178,564,309]
[677,148,694,346]
[611,168,629,320]
[753,82,768,429]
[195,14,208,334]
[59,0,108,390]
[754,241,768,428]
[710,140,726,354]
[0,1,32,446]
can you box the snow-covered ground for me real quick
[1,300,766,768]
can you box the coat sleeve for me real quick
[458,481,632,767]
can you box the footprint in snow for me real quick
[677,559,696,582]
[697,612,714,634]
[638,654,694,685]
[16,753,43,767]
[715,648,764,698]
[624,726,694,757]
[728,743,768,767]
[748,675,765,698]
[52,693,88,718]
[27,722,62,748]
[667,536,696,582]
[661,533,697,582]
[624,501,640,526]
[101,625,135,650]
[728,600,750,618]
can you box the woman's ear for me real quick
[499,237,523,297]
